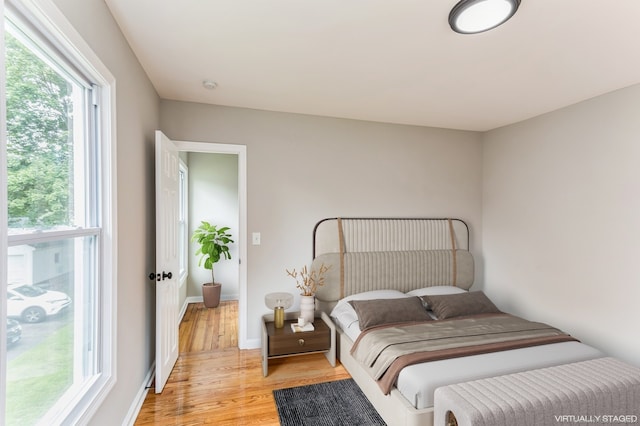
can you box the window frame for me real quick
[1,0,117,423]
[178,159,188,287]
[0,2,8,417]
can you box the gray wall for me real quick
[483,83,640,365]
[51,0,160,424]
[160,101,485,345]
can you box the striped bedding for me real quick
[433,357,640,426]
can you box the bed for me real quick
[310,218,604,426]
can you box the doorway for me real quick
[186,152,238,301]
[175,141,248,349]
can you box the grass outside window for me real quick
[6,324,73,425]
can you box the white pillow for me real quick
[330,290,408,330]
[406,286,468,297]
[406,286,468,310]
[340,289,408,303]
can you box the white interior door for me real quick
[154,130,180,393]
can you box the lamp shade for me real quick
[264,292,293,310]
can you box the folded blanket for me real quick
[350,313,577,394]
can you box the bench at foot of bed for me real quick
[434,357,640,426]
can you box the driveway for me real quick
[7,309,72,362]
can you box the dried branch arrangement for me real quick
[286,263,331,296]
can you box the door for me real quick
[154,130,180,393]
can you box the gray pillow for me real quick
[423,291,501,319]
[349,296,432,330]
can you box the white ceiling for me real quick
[103,0,640,131]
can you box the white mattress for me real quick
[332,315,605,410]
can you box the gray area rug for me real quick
[273,378,386,425]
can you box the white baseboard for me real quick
[123,361,155,426]
[185,295,202,305]
[243,338,261,350]
[179,298,190,322]
[187,294,239,304]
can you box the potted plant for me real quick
[192,221,234,308]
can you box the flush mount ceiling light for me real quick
[449,0,521,34]
[202,79,218,90]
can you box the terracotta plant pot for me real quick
[202,283,222,308]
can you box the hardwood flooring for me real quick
[135,301,350,425]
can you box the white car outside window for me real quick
[7,284,72,323]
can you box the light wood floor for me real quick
[135,301,350,425]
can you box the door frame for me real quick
[174,140,248,349]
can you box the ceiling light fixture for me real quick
[449,0,520,34]
[202,80,218,90]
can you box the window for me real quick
[1,1,115,424]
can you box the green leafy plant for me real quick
[191,221,234,283]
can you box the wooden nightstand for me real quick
[261,311,336,376]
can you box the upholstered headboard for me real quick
[311,218,474,313]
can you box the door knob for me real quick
[149,272,172,281]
